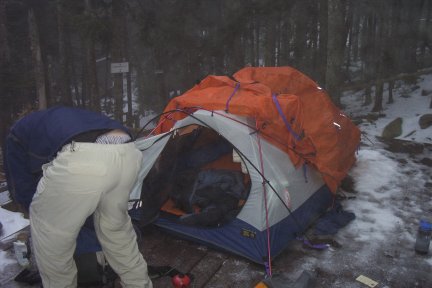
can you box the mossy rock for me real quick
[382,117,403,139]
[419,114,432,129]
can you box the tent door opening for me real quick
[138,125,251,227]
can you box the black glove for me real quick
[14,268,42,285]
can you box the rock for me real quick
[377,137,425,154]
[419,114,432,129]
[381,117,402,139]
[420,158,432,167]
[366,113,386,122]
[421,89,432,96]
[340,175,355,193]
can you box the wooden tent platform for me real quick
[139,225,266,288]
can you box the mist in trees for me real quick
[1,0,431,145]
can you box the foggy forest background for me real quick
[0,0,431,147]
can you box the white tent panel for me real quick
[131,110,325,231]
[130,133,170,200]
[253,138,324,229]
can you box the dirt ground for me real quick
[1,138,432,288]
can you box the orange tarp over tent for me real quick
[155,66,361,193]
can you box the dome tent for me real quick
[129,66,360,266]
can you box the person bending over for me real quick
[4,105,152,288]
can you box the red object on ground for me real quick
[171,273,191,288]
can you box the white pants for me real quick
[30,142,152,288]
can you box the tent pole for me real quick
[256,118,272,277]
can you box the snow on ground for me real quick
[314,74,431,287]
[0,209,29,240]
[0,250,16,273]
[341,73,431,247]
[0,208,29,274]
[343,74,432,144]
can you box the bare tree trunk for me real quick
[292,2,307,68]
[275,13,282,67]
[250,9,256,66]
[361,14,375,106]
[254,12,260,67]
[0,0,10,63]
[279,15,291,66]
[28,7,47,110]
[317,0,328,86]
[57,0,73,106]
[126,69,133,127]
[387,80,394,104]
[87,46,99,110]
[153,50,167,113]
[264,17,276,66]
[70,45,82,106]
[309,2,320,77]
[400,2,418,73]
[134,58,146,116]
[325,0,345,107]
[112,72,123,121]
[363,86,372,106]
[120,8,133,126]
[350,2,359,63]
[232,32,246,72]
[372,4,386,113]
[383,2,397,105]
[344,1,353,77]
[418,0,427,64]
[112,0,126,121]
[84,0,100,112]
[0,0,12,148]
[426,1,432,70]
[372,80,384,112]
[81,55,88,108]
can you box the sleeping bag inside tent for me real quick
[128,66,361,265]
